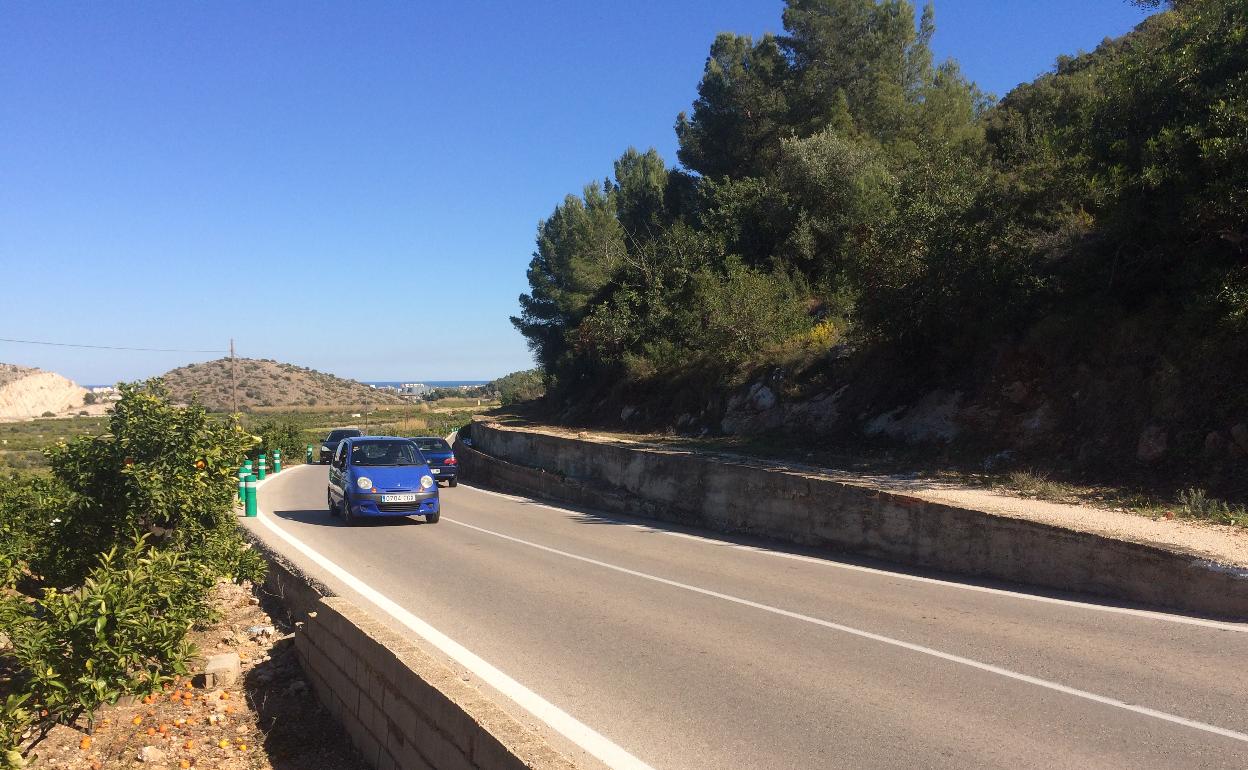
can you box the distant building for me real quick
[399,383,431,396]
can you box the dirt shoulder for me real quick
[24,580,366,770]
[480,418,1248,570]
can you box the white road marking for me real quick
[443,515,1248,744]
[252,483,654,770]
[459,483,1248,634]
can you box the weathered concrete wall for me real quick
[249,531,577,770]
[458,421,1248,619]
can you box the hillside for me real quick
[0,363,89,419]
[161,358,405,411]
[511,1,1248,501]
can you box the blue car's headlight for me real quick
[356,476,373,490]
[420,475,434,490]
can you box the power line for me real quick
[0,336,228,354]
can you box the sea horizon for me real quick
[361,380,490,389]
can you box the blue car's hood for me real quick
[351,464,431,491]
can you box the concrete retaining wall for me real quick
[248,531,576,770]
[458,421,1248,619]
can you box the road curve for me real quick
[246,464,1248,769]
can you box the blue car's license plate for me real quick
[381,493,416,503]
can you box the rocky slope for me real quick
[0,364,88,419]
[161,358,405,411]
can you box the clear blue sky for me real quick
[1,1,1154,385]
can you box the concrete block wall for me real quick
[246,530,577,770]
[458,421,1248,619]
[295,596,576,770]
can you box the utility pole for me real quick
[230,338,238,413]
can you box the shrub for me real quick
[686,265,811,364]
[0,473,60,588]
[1177,488,1245,526]
[40,381,258,587]
[494,369,546,406]
[0,537,209,730]
[0,695,32,769]
[246,418,303,466]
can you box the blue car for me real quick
[412,436,458,487]
[327,436,440,525]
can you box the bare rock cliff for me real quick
[0,364,88,419]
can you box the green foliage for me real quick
[684,265,810,364]
[0,383,266,757]
[494,369,546,406]
[0,538,206,727]
[0,473,60,587]
[248,417,303,467]
[41,380,256,587]
[0,694,32,768]
[514,0,1248,460]
[1177,488,1245,526]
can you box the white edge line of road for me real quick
[250,467,655,770]
[459,482,1248,634]
[441,515,1248,745]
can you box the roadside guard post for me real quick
[257,454,267,481]
[305,444,313,464]
[237,465,248,502]
[244,475,258,517]
[273,449,282,474]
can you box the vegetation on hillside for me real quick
[492,369,546,406]
[512,0,1248,488]
[161,358,405,411]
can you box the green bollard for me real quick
[305,444,314,464]
[273,449,282,473]
[244,475,258,517]
[257,454,267,481]
[243,458,253,477]
[237,465,248,502]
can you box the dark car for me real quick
[319,427,362,463]
[412,436,457,486]
[327,436,439,525]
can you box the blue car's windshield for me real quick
[350,440,423,467]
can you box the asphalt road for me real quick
[247,464,1248,769]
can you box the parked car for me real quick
[319,427,362,463]
[412,436,457,487]
[327,436,439,525]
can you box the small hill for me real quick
[0,364,89,419]
[161,358,405,411]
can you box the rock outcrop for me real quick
[0,364,88,419]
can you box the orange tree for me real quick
[0,381,266,761]
[35,380,262,587]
